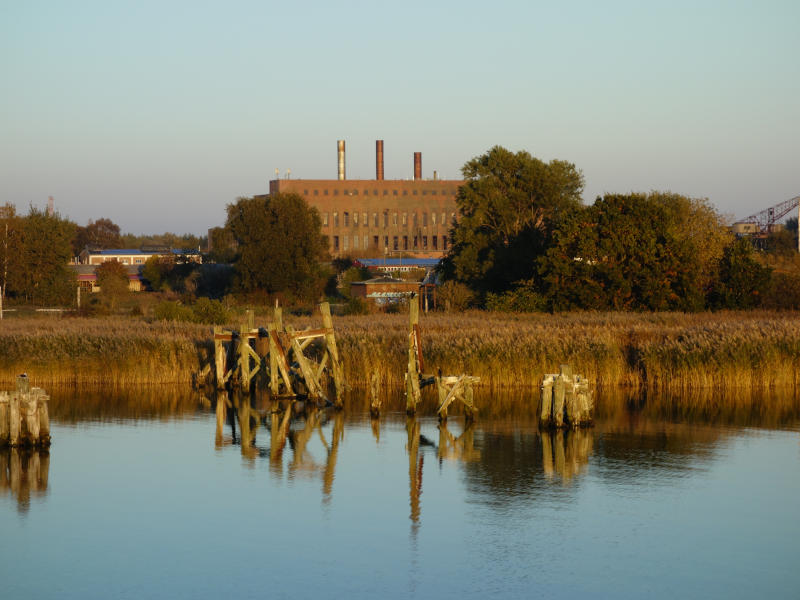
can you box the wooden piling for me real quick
[214,326,226,389]
[539,365,593,430]
[0,395,8,445]
[406,295,422,414]
[320,302,344,407]
[9,394,19,446]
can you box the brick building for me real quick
[264,140,462,257]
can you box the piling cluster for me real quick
[539,365,593,429]
[0,375,51,448]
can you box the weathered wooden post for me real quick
[213,326,226,389]
[539,365,593,429]
[238,325,251,390]
[268,323,280,395]
[406,295,422,414]
[320,302,344,407]
[9,393,20,447]
[0,394,8,445]
[369,370,381,418]
[553,374,566,428]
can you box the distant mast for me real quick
[47,196,54,217]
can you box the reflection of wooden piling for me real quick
[1,376,51,448]
[1,446,50,512]
[539,365,593,429]
[541,428,593,482]
[406,416,422,526]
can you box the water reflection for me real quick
[0,448,49,513]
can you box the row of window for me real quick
[304,188,457,197]
[331,234,448,252]
[323,211,456,229]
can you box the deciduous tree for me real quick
[441,146,584,296]
[225,193,328,301]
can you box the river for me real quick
[2,387,799,599]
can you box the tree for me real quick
[72,217,122,255]
[95,260,130,311]
[441,146,584,296]
[0,203,22,301]
[707,238,772,309]
[539,192,731,311]
[16,207,77,304]
[225,193,328,301]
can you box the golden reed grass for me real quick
[2,310,799,392]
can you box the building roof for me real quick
[355,258,441,269]
[84,248,200,256]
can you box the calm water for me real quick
[2,388,799,599]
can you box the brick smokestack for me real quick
[337,140,346,180]
[413,152,422,180]
[376,140,384,180]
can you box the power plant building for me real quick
[265,140,462,257]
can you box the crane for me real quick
[733,196,800,234]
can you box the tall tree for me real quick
[0,203,22,301]
[225,193,328,300]
[94,260,130,311]
[441,146,584,295]
[17,207,77,304]
[73,217,122,255]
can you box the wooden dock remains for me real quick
[0,375,51,448]
[539,365,593,429]
[402,295,480,419]
[208,302,345,407]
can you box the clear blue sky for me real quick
[1,0,798,235]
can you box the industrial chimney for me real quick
[413,152,422,180]
[376,140,384,180]
[337,140,346,180]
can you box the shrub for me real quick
[153,301,194,322]
[438,280,474,311]
[191,297,229,325]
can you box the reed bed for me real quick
[2,310,800,392]
[0,317,211,386]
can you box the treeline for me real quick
[0,203,207,305]
[440,146,799,312]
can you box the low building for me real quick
[78,247,202,266]
[354,257,441,275]
[349,276,421,305]
[69,264,144,293]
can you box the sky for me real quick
[1,0,798,236]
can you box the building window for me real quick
[402,190,408,196]
[431,190,437,196]
[353,190,358,196]
[441,212,446,226]
[334,212,339,227]
[333,236,339,251]
[313,189,319,196]
[383,190,388,196]
[373,213,378,227]
[413,213,418,228]
[413,190,418,195]
[135,258,143,264]
[343,236,349,250]
[393,190,398,196]
[344,212,349,227]
[334,190,339,196]
[324,189,329,195]
[423,212,428,227]
[423,236,428,249]
[392,212,398,226]
[383,211,389,228]
[303,190,308,196]
[413,236,418,249]
[402,212,407,226]
[432,212,437,225]
[383,235,389,249]
[363,235,368,249]
[422,190,427,196]
[362,212,367,227]
[353,235,359,249]
[403,236,408,250]
[432,236,438,250]
[323,213,329,226]
[373,235,379,248]
[443,236,448,250]
[393,236,398,251]
[373,190,378,196]
[353,211,358,225]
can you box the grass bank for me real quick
[1,311,799,390]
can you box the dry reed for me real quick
[2,310,800,392]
